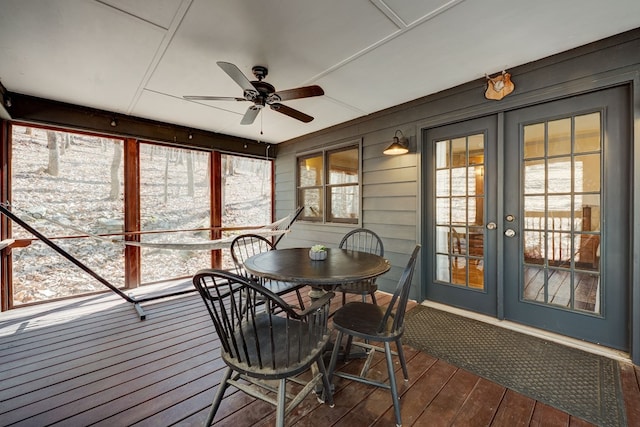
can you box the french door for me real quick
[425,116,498,316]
[425,86,630,350]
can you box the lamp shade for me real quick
[383,130,409,155]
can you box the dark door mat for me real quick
[403,305,626,427]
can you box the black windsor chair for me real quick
[327,244,421,427]
[335,228,384,305]
[192,269,335,427]
[230,233,306,310]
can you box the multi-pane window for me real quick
[297,144,360,224]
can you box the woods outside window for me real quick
[297,144,360,224]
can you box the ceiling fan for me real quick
[184,61,324,125]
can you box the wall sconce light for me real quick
[383,130,409,155]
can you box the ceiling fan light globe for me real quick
[267,94,281,104]
[244,89,258,101]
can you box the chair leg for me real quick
[396,339,409,381]
[384,341,402,427]
[370,291,377,305]
[205,367,233,426]
[295,289,305,310]
[276,378,286,427]
[342,335,354,362]
[327,330,344,383]
[316,357,335,407]
[342,291,347,305]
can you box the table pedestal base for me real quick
[308,287,328,300]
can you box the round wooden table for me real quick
[243,247,390,288]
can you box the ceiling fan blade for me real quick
[240,105,261,125]
[270,103,313,123]
[183,95,246,102]
[217,61,256,94]
[272,85,324,102]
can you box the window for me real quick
[10,125,125,305]
[297,144,360,224]
[139,143,212,283]
[220,154,273,269]
[5,124,275,308]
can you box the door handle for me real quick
[504,229,516,238]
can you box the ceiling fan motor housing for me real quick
[251,65,268,80]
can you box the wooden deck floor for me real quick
[1,282,638,426]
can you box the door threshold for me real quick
[420,300,631,363]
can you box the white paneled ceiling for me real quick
[1,0,639,144]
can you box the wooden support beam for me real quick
[4,92,274,158]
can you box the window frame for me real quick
[296,140,361,225]
[1,122,276,310]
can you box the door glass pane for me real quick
[436,169,450,196]
[548,118,571,156]
[434,134,485,290]
[436,253,451,282]
[436,198,450,223]
[524,123,545,158]
[548,196,571,231]
[435,140,449,168]
[548,267,571,307]
[451,138,466,167]
[523,231,545,265]
[524,196,545,230]
[548,157,572,193]
[451,168,466,196]
[522,113,601,314]
[524,266,545,301]
[575,154,600,192]
[524,159,545,194]
[575,113,601,153]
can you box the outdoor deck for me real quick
[1,281,639,426]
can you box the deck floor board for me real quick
[0,281,633,426]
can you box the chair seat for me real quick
[332,301,398,342]
[225,312,328,379]
[335,281,377,294]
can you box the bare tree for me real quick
[45,131,59,176]
[58,132,66,155]
[109,141,122,200]
[186,151,194,197]
[164,149,170,204]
